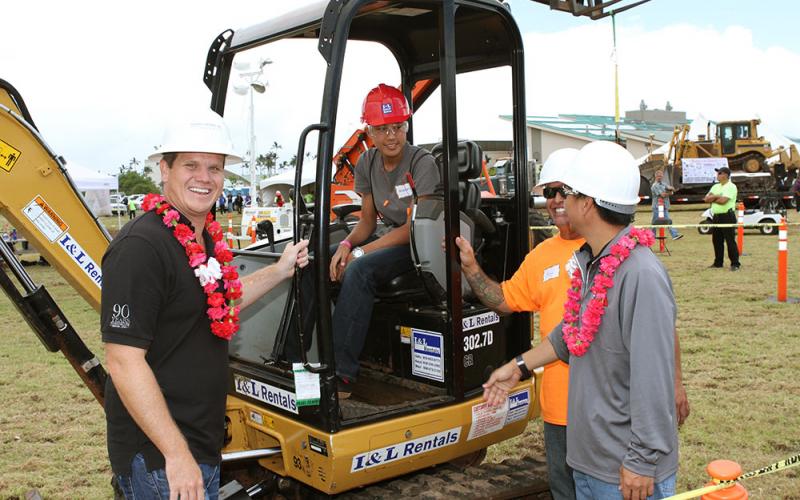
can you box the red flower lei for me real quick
[562,227,655,356]
[142,193,242,340]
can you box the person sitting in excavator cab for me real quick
[324,84,440,399]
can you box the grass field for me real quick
[1,206,799,498]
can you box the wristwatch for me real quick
[351,246,365,259]
[515,355,532,381]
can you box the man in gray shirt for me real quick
[650,169,682,240]
[484,141,678,500]
[329,84,439,398]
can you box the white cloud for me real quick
[3,1,313,173]
[3,2,797,177]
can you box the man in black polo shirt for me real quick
[101,111,308,500]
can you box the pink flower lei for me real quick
[142,193,242,340]
[562,227,654,356]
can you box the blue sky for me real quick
[509,0,799,50]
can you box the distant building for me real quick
[625,102,686,125]
[143,157,162,186]
[502,104,688,164]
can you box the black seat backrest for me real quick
[430,141,483,211]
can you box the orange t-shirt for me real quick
[501,233,585,425]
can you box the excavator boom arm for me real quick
[1,80,110,404]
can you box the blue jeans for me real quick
[292,238,413,380]
[116,453,220,500]
[333,242,413,380]
[544,423,576,500]
[651,205,679,238]
[573,470,676,500]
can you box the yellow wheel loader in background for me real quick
[1,1,647,497]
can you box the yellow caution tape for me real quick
[664,453,800,500]
[529,222,799,230]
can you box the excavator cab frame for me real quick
[203,0,535,494]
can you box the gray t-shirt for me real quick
[354,143,439,227]
[548,226,679,484]
[651,180,672,209]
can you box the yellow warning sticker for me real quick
[23,195,69,242]
[0,139,21,172]
[400,326,412,344]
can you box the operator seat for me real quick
[375,140,492,303]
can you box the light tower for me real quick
[233,57,272,206]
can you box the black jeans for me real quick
[711,210,740,267]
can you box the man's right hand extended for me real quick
[482,360,520,408]
[454,236,477,272]
[166,452,204,500]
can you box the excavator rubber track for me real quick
[339,455,551,500]
[244,455,551,500]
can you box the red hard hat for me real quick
[361,84,411,126]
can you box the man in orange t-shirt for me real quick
[457,148,583,499]
[458,149,689,500]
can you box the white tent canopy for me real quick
[258,168,316,205]
[64,161,118,216]
[65,161,118,190]
[258,168,315,191]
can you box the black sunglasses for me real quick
[542,186,568,199]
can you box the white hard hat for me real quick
[148,110,243,166]
[533,148,579,193]
[558,141,640,214]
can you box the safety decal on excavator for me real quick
[467,388,530,441]
[23,195,68,242]
[399,325,412,344]
[411,329,444,382]
[350,427,461,473]
[0,138,21,172]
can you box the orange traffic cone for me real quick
[702,460,748,499]
[657,197,666,253]
[249,216,257,243]
[736,201,745,255]
[777,217,788,302]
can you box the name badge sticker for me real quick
[543,264,560,282]
[395,183,412,198]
